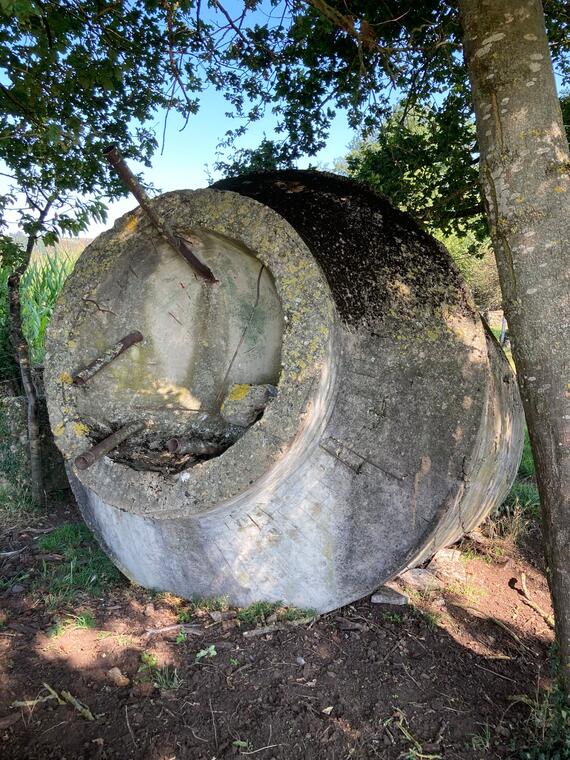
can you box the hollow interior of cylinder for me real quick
[71,230,284,472]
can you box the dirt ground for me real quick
[0,498,555,760]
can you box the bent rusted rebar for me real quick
[74,421,145,470]
[72,331,144,386]
[104,145,217,283]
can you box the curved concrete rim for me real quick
[45,189,338,517]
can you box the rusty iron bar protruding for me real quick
[72,331,144,386]
[74,421,146,470]
[103,145,217,283]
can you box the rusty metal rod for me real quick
[103,145,217,283]
[74,421,145,470]
[72,331,144,386]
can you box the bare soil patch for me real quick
[0,501,554,759]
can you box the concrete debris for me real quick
[371,586,409,605]
[209,610,237,623]
[221,384,277,427]
[398,568,441,593]
[428,548,467,584]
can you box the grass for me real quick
[178,595,230,621]
[47,612,96,638]
[20,254,74,365]
[490,430,540,540]
[471,723,492,752]
[515,681,570,759]
[418,610,441,630]
[446,581,486,603]
[138,652,183,690]
[177,597,314,626]
[34,522,123,609]
[381,611,404,625]
[0,253,74,524]
[236,601,313,625]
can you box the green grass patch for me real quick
[236,601,314,625]
[516,683,570,759]
[47,612,96,638]
[501,480,541,519]
[494,429,540,526]
[138,652,182,689]
[20,254,74,365]
[34,522,123,609]
[236,601,277,624]
[518,429,536,480]
[417,610,441,630]
[0,254,74,382]
[178,595,230,621]
[381,611,404,625]
[446,581,486,603]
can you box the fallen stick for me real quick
[11,694,58,709]
[520,573,555,629]
[0,548,25,558]
[42,683,65,705]
[243,624,284,638]
[61,690,95,721]
[471,661,516,683]
[455,604,537,656]
[143,623,204,639]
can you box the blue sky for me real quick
[88,85,355,236]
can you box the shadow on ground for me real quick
[0,502,555,760]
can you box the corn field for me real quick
[0,254,75,382]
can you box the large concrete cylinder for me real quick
[45,171,524,612]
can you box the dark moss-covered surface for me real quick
[214,170,471,327]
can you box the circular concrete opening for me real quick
[69,230,284,473]
[46,186,335,519]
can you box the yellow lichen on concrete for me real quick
[73,422,89,437]
[53,422,65,437]
[226,384,251,402]
[59,372,73,384]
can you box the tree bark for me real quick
[460,0,570,687]
[7,200,53,508]
[8,268,44,507]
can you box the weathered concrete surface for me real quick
[45,171,524,612]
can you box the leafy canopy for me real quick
[1,0,569,254]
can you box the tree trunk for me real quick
[7,204,52,509]
[460,0,570,687]
[8,268,44,507]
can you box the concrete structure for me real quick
[45,171,524,612]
